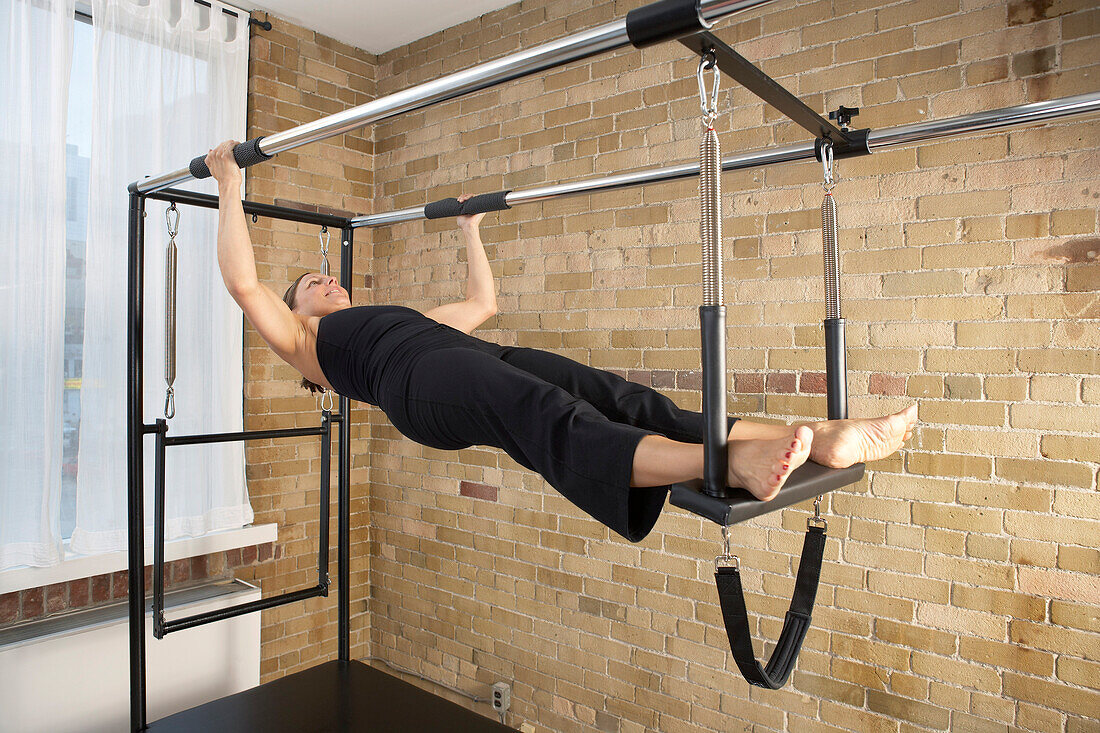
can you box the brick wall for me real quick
[362,0,1100,731]
[242,13,376,681]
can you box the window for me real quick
[62,10,93,540]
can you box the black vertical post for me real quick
[824,319,848,421]
[318,411,332,594]
[338,226,354,661]
[152,420,167,639]
[126,191,147,732]
[700,305,729,497]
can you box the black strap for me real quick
[423,191,511,219]
[714,524,826,689]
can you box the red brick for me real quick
[21,587,45,620]
[736,373,764,393]
[91,574,111,603]
[69,578,90,608]
[800,371,827,394]
[242,545,259,566]
[652,370,675,388]
[870,373,907,395]
[677,371,702,391]
[45,582,68,614]
[0,592,19,623]
[459,481,499,502]
[112,571,129,600]
[767,372,797,394]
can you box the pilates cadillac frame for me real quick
[126,0,1100,727]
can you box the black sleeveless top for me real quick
[314,305,501,407]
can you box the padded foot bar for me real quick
[669,461,864,525]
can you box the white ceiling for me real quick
[246,0,519,55]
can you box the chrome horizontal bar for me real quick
[130,0,777,194]
[349,91,1100,229]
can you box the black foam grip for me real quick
[423,191,511,219]
[189,136,274,180]
[626,0,708,48]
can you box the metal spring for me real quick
[164,205,179,419]
[700,126,723,307]
[821,192,841,320]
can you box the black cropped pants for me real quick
[390,345,724,542]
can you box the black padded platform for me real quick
[146,660,515,732]
[669,461,865,525]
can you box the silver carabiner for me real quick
[697,51,720,125]
[809,494,828,530]
[165,203,180,239]
[714,524,738,572]
[319,226,331,275]
[320,389,334,413]
[821,140,835,192]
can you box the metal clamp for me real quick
[697,50,720,126]
[714,525,739,572]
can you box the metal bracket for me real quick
[679,31,872,158]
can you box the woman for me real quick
[208,141,916,542]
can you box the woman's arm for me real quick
[424,200,498,334]
[208,141,305,358]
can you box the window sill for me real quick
[0,524,278,595]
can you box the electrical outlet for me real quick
[491,681,511,715]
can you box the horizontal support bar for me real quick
[146,189,351,228]
[679,31,848,143]
[349,91,1100,229]
[162,423,338,446]
[130,0,777,193]
[160,584,327,635]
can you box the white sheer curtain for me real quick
[0,0,74,570]
[71,0,251,554]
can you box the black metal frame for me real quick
[679,31,871,158]
[127,188,355,731]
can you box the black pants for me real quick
[390,345,719,542]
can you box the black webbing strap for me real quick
[423,191,511,219]
[714,524,826,689]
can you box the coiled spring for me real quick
[820,142,841,320]
[698,51,723,307]
[700,126,723,306]
[164,203,179,419]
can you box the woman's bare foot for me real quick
[806,405,917,469]
[727,426,813,501]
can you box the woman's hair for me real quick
[283,272,326,395]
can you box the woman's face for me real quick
[293,273,350,317]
